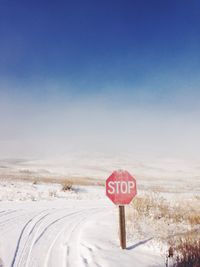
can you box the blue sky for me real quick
[0,0,200,158]
[1,0,200,96]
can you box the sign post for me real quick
[106,170,137,249]
[119,205,126,249]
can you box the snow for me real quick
[0,181,104,202]
[0,187,163,267]
[0,156,199,266]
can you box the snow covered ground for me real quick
[0,155,200,193]
[0,156,199,267]
[0,184,164,267]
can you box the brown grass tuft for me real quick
[167,236,200,267]
[61,181,73,192]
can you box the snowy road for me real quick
[0,197,163,267]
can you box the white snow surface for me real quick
[0,184,163,267]
[0,155,199,266]
[0,155,199,194]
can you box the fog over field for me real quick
[0,85,200,162]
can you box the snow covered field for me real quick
[0,156,199,267]
[0,184,164,267]
[0,155,200,194]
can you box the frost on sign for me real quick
[106,170,137,205]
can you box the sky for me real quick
[0,0,200,159]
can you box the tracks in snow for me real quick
[0,203,107,267]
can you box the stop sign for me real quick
[106,170,137,205]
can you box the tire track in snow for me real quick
[1,205,110,267]
[17,210,52,267]
[0,210,36,237]
[16,208,90,267]
[0,211,28,229]
[0,210,17,217]
[63,208,105,267]
[43,209,89,267]
[10,210,49,267]
[0,210,19,222]
[24,209,86,267]
[27,207,104,267]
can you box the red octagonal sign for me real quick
[106,170,137,205]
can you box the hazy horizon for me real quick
[1,85,200,160]
[0,1,200,161]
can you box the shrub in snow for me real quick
[62,181,73,192]
[167,237,200,267]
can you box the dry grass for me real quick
[167,235,200,267]
[127,194,200,266]
[61,181,73,192]
[187,213,200,226]
[131,194,169,219]
[0,174,105,187]
[129,194,200,225]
